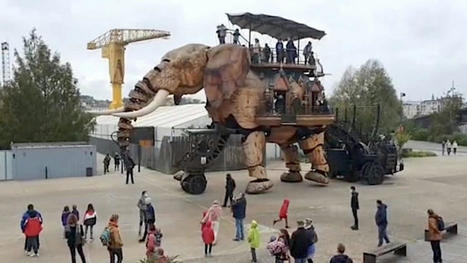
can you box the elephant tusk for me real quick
[88,107,125,115]
[112,89,170,119]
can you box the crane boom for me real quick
[87,29,170,50]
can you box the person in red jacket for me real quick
[24,210,43,257]
[273,199,290,228]
[202,221,215,257]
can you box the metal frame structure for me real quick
[1,42,11,87]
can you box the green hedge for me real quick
[409,128,467,146]
[401,150,437,158]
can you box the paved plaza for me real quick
[1,151,467,263]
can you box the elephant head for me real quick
[107,43,251,148]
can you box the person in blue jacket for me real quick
[231,193,247,241]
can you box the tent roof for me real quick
[95,104,208,128]
[227,12,326,40]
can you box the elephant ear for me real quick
[204,44,250,108]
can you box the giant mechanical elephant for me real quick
[109,44,330,194]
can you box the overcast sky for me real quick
[1,0,466,102]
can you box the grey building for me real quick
[0,142,97,181]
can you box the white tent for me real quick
[92,104,211,148]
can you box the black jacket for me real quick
[330,254,353,263]
[65,225,84,247]
[231,197,246,219]
[290,227,312,258]
[351,192,359,210]
[225,177,236,193]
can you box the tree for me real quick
[429,90,463,139]
[0,30,94,149]
[330,59,402,137]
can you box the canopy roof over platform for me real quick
[227,12,326,40]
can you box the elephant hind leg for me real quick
[243,131,273,194]
[280,144,303,183]
[299,132,330,185]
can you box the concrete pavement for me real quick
[1,153,467,262]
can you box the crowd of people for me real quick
[18,171,447,263]
[215,24,317,66]
[441,139,459,156]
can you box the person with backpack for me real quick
[305,218,318,263]
[231,192,247,241]
[248,220,261,263]
[222,173,236,207]
[103,214,123,263]
[290,220,313,263]
[83,203,97,240]
[146,224,163,260]
[62,206,71,237]
[427,209,443,263]
[139,197,156,242]
[329,243,353,263]
[23,208,43,257]
[273,199,290,228]
[137,191,149,236]
[65,214,86,263]
[350,186,359,230]
[202,220,215,257]
[375,200,390,247]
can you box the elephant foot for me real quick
[246,178,273,194]
[280,171,303,183]
[305,171,329,185]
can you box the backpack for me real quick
[100,227,111,246]
[437,217,445,231]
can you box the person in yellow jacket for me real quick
[248,220,260,263]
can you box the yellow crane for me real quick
[87,29,170,109]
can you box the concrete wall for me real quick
[0,151,13,180]
[10,144,97,180]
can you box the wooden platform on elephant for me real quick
[255,114,335,127]
[251,63,324,75]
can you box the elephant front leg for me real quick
[243,131,273,194]
[299,132,330,185]
[280,144,303,182]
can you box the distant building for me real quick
[402,101,420,119]
[403,96,444,119]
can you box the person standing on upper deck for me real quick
[286,39,297,64]
[303,41,312,65]
[276,39,284,63]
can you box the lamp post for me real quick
[400,92,406,123]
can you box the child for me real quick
[71,204,80,221]
[146,224,163,259]
[83,203,97,240]
[273,199,290,228]
[61,206,70,237]
[202,221,215,257]
[248,220,260,263]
